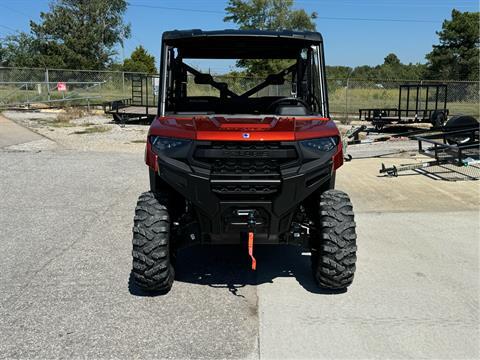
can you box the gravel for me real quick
[2,110,148,153]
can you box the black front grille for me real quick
[193,142,297,197]
[211,159,279,176]
[211,182,280,195]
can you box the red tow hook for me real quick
[248,231,257,270]
[237,210,258,270]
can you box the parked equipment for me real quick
[131,29,358,294]
[380,120,479,180]
[359,84,449,131]
[103,74,159,123]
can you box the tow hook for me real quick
[247,211,257,270]
[236,210,258,270]
[248,232,256,270]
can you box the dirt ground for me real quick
[2,109,148,153]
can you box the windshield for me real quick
[183,59,294,99]
[159,43,327,117]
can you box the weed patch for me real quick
[72,125,111,135]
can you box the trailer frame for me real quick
[359,83,449,131]
[379,126,479,180]
[103,74,159,123]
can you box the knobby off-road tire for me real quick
[132,191,174,293]
[311,190,357,290]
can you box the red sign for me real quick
[57,82,67,91]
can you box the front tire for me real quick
[311,190,357,290]
[132,191,174,293]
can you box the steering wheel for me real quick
[266,97,310,114]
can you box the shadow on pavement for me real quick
[128,244,347,296]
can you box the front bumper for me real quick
[155,141,336,243]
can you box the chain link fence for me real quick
[0,66,143,108]
[329,78,479,121]
[1,67,478,120]
[187,74,292,98]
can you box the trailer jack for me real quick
[380,161,438,177]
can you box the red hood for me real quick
[148,115,340,141]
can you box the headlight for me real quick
[150,136,191,158]
[300,137,339,158]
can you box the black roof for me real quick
[163,29,322,42]
[162,29,323,59]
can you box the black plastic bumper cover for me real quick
[155,142,334,243]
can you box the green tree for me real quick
[224,0,316,31]
[0,33,41,67]
[122,46,157,74]
[383,53,401,66]
[325,66,353,79]
[3,0,130,69]
[224,0,317,76]
[326,54,425,81]
[425,9,479,80]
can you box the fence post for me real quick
[45,68,50,101]
[344,77,350,123]
[122,71,125,97]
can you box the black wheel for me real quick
[112,113,122,123]
[444,115,479,145]
[311,190,357,290]
[430,110,447,128]
[374,122,384,132]
[132,191,174,293]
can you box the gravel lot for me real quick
[0,112,478,359]
[2,110,147,153]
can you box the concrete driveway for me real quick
[0,140,478,358]
[0,114,43,148]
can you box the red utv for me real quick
[132,29,357,293]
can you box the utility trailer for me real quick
[380,122,479,181]
[359,84,449,131]
[103,74,159,123]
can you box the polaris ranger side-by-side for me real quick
[132,30,357,293]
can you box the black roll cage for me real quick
[158,30,329,117]
[180,61,297,99]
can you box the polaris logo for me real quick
[222,150,269,158]
[242,133,250,139]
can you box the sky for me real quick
[0,0,478,72]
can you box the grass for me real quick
[72,125,111,135]
[57,107,89,122]
[49,121,76,128]
[329,87,480,123]
[1,79,478,123]
[37,107,91,128]
[0,85,128,109]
